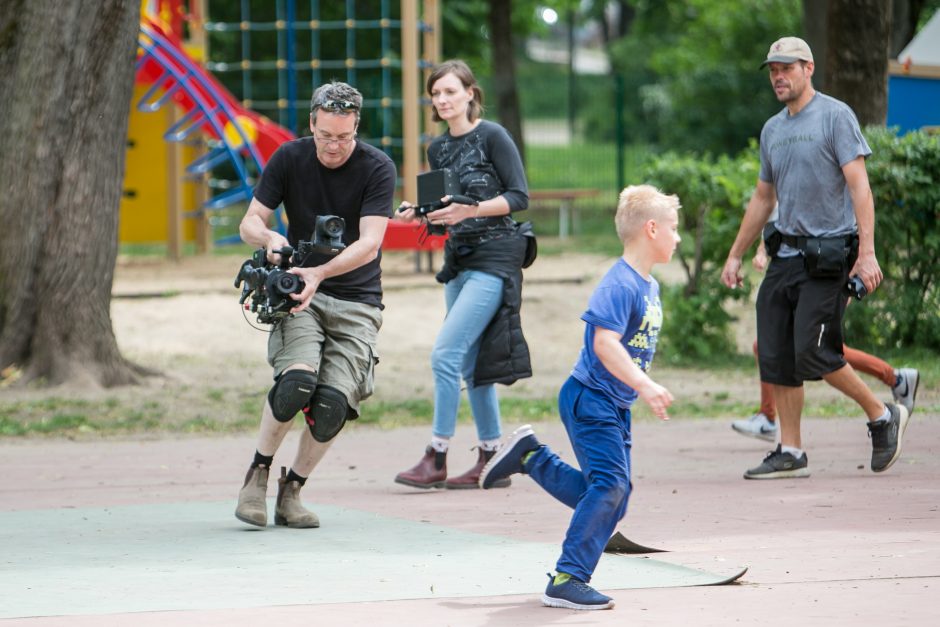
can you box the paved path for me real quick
[1,414,937,626]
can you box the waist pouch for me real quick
[763,222,783,257]
[799,234,859,278]
[517,220,538,269]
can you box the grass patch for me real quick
[2,352,936,438]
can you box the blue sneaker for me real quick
[478,424,540,489]
[542,573,614,610]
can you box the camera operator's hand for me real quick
[394,201,418,223]
[286,265,326,314]
[265,232,291,265]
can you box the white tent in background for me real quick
[897,10,940,66]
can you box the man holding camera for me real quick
[235,81,396,528]
[720,37,911,479]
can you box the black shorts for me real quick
[755,256,848,386]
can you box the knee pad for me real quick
[268,370,318,422]
[305,385,350,442]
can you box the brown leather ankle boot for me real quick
[446,448,511,489]
[394,446,447,488]
[275,467,320,528]
[235,464,269,527]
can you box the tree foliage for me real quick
[845,127,940,351]
[596,0,801,154]
[644,146,759,363]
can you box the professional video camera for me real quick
[234,215,346,324]
[399,168,477,235]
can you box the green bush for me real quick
[648,127,940,359]
[657,283,739,366]
[644,147,756,363]
[845,127,940,351]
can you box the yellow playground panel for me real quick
[120,84,205,248]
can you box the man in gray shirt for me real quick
[720,36,911,479]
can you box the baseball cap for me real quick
[760,36,814,68]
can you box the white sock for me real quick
[480,438,501,452]
[875,405,891,423]
[781,445,804,458]
[430,436,450,453]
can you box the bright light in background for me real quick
[539,7,559,26]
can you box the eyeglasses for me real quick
[312,129,357,146]
[312,99,360,113]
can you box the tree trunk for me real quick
[487,0,526,163]
[0,0,147,388]
[891,0,927,58]
[802,0,829,89]
[825,0,892,125]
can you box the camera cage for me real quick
[234,215,346,324]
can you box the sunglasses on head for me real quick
[314,99,359,113]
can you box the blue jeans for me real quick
[525,376,632,582]
[431,269,504,441]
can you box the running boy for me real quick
[479,184,680,610]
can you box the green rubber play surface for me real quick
[0,501,740,618]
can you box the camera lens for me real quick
[321,216,344,236]
[269,271,303,296]
[276,274,300,293]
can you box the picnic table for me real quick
[529,188,600,239]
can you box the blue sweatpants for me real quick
[524,376,632,582]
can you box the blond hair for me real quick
[615,185,681,243]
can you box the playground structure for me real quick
[122,0,444,261]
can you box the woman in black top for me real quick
[394,60,532,489]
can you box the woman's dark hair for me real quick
[426,59,484,123]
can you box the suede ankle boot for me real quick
[235,465,269,527]
[446,448,511,489]
[394,446,447,488]
[275,467,320,528]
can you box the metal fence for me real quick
[500,72,636,239]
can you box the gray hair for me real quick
[310,81,363,124]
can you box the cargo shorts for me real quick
[267,291,381,415]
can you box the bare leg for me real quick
[774,384,804,448]
[843,345,895,387]
[256,363,318,457]
[291,428,335,477]
[753,340,777,420]
[256,401,295,456]
[822,363,884,420]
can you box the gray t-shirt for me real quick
[759,92,871,255]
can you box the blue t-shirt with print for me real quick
[571,259,662,408]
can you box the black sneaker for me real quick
[478,424,540,489]
[868,403,911,473]
[542,573,614,610]
[743,444,810,479]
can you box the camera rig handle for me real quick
[397,194,478,215]
[447,194,478,207]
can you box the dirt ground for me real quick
[4,247,926,430]
[13,250,757,419]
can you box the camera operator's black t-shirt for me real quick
[253,137,396,308]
